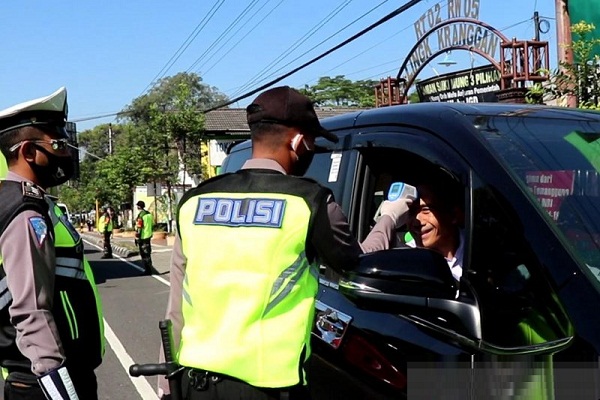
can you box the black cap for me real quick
[246,86,338,143]
[0,87,68,137]
[136,201,145,208]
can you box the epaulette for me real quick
[22,181,44,199]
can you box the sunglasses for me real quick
[9,138,71,152]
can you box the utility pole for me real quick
[556,0,577,107]
[108,123,113,154]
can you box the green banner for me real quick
[569,0,600,58]
[564,131,600,173]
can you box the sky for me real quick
[0,0,557,132]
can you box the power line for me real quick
[203,0,425,112]
[72,0,426,124]
[233,0,391,98]
[197,0,286,76]
[186,1,262,73]
[139,0,225,96]
[232,0,354,97]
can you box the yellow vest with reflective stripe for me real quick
[49,201,105,360]
[177,191,319,387]
[97,214,112,232]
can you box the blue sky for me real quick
[0,0,556,132]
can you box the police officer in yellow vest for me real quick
[98,206,113,259]
[0,87,104,399]
[159,86,412,399]
[135,200,154,275]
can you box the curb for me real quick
[84,235,139,258]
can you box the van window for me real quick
[221,146,352,205]
[470,173,572,348]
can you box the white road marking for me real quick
[83,238,171,399]
[103,319,159,400]
[83,239,170,286]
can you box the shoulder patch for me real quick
[29,216,48,246]
[22,181,44,199]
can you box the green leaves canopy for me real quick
[58,72,228,214]
[299,75,378,107]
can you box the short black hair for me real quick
[249,121,291,150]
[0,126,39,164]
[418,167,464,211]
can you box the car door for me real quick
[310,122,577,399]
[310,127,478,400]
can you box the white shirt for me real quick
[406,229,464,282]
[446,230,464,282]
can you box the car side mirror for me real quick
[340,247,457,299]
[339,247,481,340]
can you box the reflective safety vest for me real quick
[98,214,112,233]
[136,210,153,240]
[176,171,326,388]
[48,199,105,369]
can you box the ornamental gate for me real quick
[375,0,550,106]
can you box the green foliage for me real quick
[407,90,421,104]
[61,72,228,213]
[299,75,377,107]
[121,72,228,124]
[525,82,546,105]
[543,21,600,108]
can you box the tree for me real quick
[121,72,227,184]
[59,73,228,221]
[540,21,600,108]
[122,72,228,124]
[299,76,378,107]
[57,123,149,217]
[121,73,223,231]
[407,89,421,104]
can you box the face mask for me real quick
[30,145,74,187]
[290,135,315,176]
[291,150,314,176]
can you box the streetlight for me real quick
[438,51,457,67]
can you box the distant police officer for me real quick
[159,86,412,399]
[135,200,154,275]
[98,206,113,259]
[0,88,104,400]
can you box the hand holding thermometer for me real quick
[387,182,417,202]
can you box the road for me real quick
[85,232,173,400]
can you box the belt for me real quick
[187,368,291,400]
[187,368,221,391]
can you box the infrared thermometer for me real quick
[387,182,417,201]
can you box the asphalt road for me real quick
[85,234,173,400]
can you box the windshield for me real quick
[472,111,600,288]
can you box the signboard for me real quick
[569,0,600,61]
[209,139,235,167]
[526,170,575,220]
[405,0,501,82]
[416,64,500,103]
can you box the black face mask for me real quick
[291,150,314,176]
[30,145,74,187]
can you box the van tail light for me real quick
[341,332,407,390]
